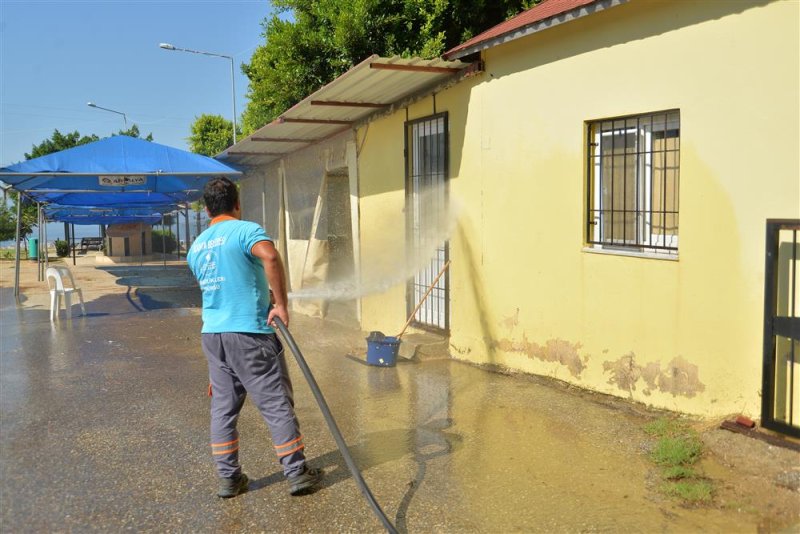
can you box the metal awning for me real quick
[218,55,470,166]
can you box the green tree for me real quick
[151,229,178,254]
[240,0,535,135]
[2,192,36,241]
[116,124,154,141]
[0,202,24,242]
[188,114,235,156]
[186,113,234,234]
[25,129,99,159]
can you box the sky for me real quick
[0,0,276,167]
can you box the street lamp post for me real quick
[159,43,237,144]
[87,102,127,127]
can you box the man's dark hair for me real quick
[204,177,238,217]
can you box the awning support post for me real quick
[71,223,77,266]
[162,214,166,269]
[13,194,22,301]
[184,206,190,263]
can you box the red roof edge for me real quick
[444,0,603,59]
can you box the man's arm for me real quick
[251,240,289,327]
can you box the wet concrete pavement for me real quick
[1,257,799,532]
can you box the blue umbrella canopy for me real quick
[0,135,240,206]
[44,206,168,226]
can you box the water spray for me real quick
[289,192,462,303]
[273,317,398,534]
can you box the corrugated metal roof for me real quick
[219,55,468,166]
[444,0,627,60]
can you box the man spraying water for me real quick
[187,176,322,498]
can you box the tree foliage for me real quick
[151,229,178,254]
[239,0,536,135]
[0,202,22,242]
[24,129,100,160]
[1,192,35,242]
[116,124,153,142]
[188,114,235,156]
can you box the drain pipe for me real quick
[273,318,398,534]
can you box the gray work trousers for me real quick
[202,332,306,479]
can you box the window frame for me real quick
[586,110,680,257]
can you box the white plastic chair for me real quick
[46,266,86,321]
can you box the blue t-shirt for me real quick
[187,219,274,334]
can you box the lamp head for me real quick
[159,43,176,50]
[87,102,96,107]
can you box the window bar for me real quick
[790,228,797,426]
[675,122,680,250]
[658,143,664,247]
[418,121,424,323]
[635,116,642,248]
[587,125,594,244]
[426,118,432,325]
[435,117,440,327]
[593,125,600,244]
[597,124,602,245]
[422,119,429,324]
[610,120,616,246]
[424,118,430,324]
[433,118,438,326]
[623,119,629,246]
[648,114,654,249]
[434,119,441,327]
[644,114,651,249]
[661,113,670,249]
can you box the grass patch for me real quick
[663,465,700,480]
[0,249,23,260]
[652,435,704,466]
[644,417,715,504]
[662,479,714,503]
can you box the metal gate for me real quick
[762,219,800,437]
[405,113,449,332]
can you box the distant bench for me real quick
[79,237,104,253]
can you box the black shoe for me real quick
[218,473,249,498]
[288,466,323,496]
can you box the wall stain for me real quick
[494,334,586,378]
[500,308,520,331]
[451,344,472,356]
[602,352,641,394]
[603,353,705,398]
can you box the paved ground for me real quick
[1,254,798,532]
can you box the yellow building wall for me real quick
[357,0,800,418]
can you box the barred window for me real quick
[587,110,680,255]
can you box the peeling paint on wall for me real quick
[500,308,520,331]
[494,334,586,378]
[659,357,706,398]
[602,352,641,396]
[603,354,706,398]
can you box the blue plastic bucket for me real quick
[365,332,400,367]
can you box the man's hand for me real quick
[268,303,289,328]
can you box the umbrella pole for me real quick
[37,203,42,281]
[43,208,49,273]
[72,223,76,266]
[184,206,190,263]
[162,214,166,269]
[13,195,21,301]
